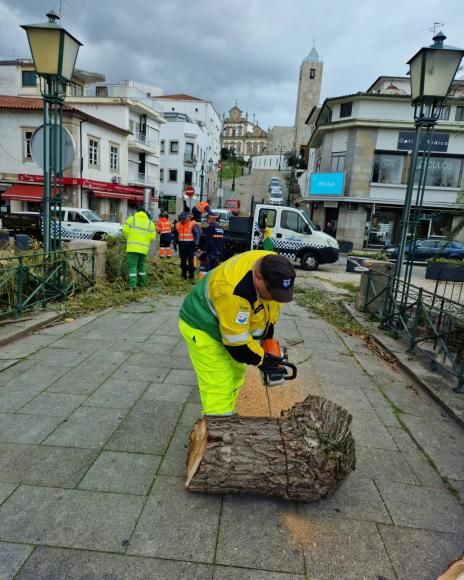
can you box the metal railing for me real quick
[361,269,464,393]
[128,132,154,149]
[0,248,96,319]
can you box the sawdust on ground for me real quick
[236,365,321,418]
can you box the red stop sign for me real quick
[185,185,195,197]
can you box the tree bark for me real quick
[186,394,356,501]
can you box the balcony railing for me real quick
[129,132,154,150]
[128,172,157,186]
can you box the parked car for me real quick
[269,191,284,206]
[385,239,464,261]
[201,209,231,225]
[223,199,240,216]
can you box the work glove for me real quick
[259,352,283,369]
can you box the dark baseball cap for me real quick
[260,254,296,303]
[179,212,188,220]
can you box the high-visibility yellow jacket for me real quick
[123,211,156,254]
[180,250,281,365]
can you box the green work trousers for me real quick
[127,252,147,289]
[178,318,247,415]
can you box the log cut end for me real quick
[185,395,356,502]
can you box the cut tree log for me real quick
[186,394,356,501]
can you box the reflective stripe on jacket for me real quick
[123,211,156,255]
[175,221,195,242]
[156,217,172,234]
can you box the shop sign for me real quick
[397,132,449,152]
[309,172,345,195]
[17,174,144,195]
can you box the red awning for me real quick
[92,189,143,202]
[2,184,43,202]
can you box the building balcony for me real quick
[184,154,195,165]
[128,132,156,152]
[128,172,157,186]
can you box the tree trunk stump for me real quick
[186,394,356,501]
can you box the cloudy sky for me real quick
[2,0,463,128]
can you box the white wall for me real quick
[251,155,289,170]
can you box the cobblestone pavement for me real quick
[0,294,463,579]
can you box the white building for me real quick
[151,94,222,214]
[0,61,165,221]
[302,76,464,248]
[0,95,140,221]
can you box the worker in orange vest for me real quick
[191,198,212,222]
[155,212,173,258]
[173,212,200,279]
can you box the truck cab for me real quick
[252,204,339,270]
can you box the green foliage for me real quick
[348,249,386,260]
[427,256,464,265]
[294,287,365,335]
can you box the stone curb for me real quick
[341,301,464,429]
[0,310,64,348]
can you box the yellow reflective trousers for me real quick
[178,318,246,415]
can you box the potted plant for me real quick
[425,257,464,281]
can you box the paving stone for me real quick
[353,447,419,484]
[363,388,401,428]
[158,426,191,476]
[0,360,35,384]
[319,384,374,415]
[299,477,391,524]
[0,443,97,487]
[84,378,149,409]
[49,336,113,351]
[298,516,394,580]
[180,402,203,426]
[0,385,47,413]
[16,547,212,579]
[351,412,397,450]
[0,359,19,373]
[0,413,62,444]
[105,400,181,454]
[352,350,401,382]
[2,365,69,390]
[0,484,16,505]
[112,364,170,383]
[128,475,221,562]
[39,315,96,335]
[382,381,444,419]
[376,481,464,533]
[47,364,120,395]
[213,567,303,579]
[78,450,160,495]
[311,359,374,390]
[18,392,86,417]
[142,333,180,346]
[80,349,131,367]
[44,406,125,449]
[28,347,91,367]
[0,485,144,552]
[127,351,193,370]
[142,382,193,403]
[379,525,464,580]
[387,426,416,451]
[0,335,57,360]
[216,496,304,574]
[400,414,464,480]
[0,541,33,580]
[163,368,198,386]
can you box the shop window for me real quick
[169,170,177,182]
[372,153,404,184]
[339,102,352,118]
[415,156,463,188]
[331,152,345,172]
[438,106,450,121]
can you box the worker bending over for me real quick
[178,250,296,415]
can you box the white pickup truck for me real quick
[52,207,122,241]
[223,203,339,270]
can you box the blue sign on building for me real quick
[397,131,449,152]
[309,172,345,196]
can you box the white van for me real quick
[54,207,122,241]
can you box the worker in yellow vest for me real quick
[122,207,156,289]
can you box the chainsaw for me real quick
[260,338,297,387]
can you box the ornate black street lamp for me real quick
[230,147,237,192]
[195,157,214,202]
[391,33,464,308]
[22,10,82,252]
